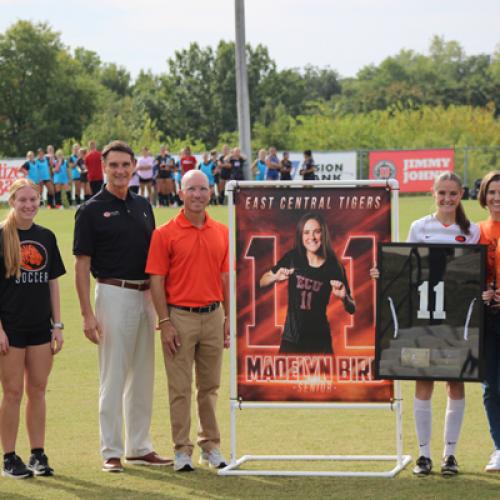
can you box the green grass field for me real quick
[0,196,499,499]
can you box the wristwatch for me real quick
[52,322,64,330]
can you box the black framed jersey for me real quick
[375,243,485,381]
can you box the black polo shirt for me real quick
[73,187,155,279]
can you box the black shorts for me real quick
[79,172,88,183]
[220,168,231,180]
[6,328,51,348]
[157,171,172,179]
[139,178,153,184]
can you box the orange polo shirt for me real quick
[146,210,229,307]
[479,218,500,287]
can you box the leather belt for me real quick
[97,278,150,291]
[169,302,220,314]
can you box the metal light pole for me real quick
[234,0,252,179]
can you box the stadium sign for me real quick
[0,159,24,201]
[369,149,454,193]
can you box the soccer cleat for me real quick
[2,454,33,479]
[199,448,227,469]
[28,452,54,476]
[413,456,432,476]
[174,452,194,472]
[441,455,459,476]
[485,450,500,472]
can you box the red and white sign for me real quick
[369,149,454,193]
[0,158,24,202]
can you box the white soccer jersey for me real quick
[407,214,480,244]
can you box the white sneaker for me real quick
[485,450,500,472]
[199,448,227,469]
[174,452,194,472]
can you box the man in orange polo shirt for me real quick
[146,169,229,472]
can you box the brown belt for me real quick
[97,278,150,291]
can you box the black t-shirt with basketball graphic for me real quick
[0,224,66,335]
[272,249,353,353]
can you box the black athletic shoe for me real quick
[441,455,459,476]
[2,454,33,479]
[413,456,433,476]
[28,453,54,476]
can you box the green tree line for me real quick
[1,20,499,178]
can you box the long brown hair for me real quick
[294,213,340,267]
[0,179,40,278]
[433,171,471,235]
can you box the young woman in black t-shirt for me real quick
[0,179,65,479]
[260,213,355,353]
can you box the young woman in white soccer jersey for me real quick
[372,171,479,476]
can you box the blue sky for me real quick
[1,0,498,79]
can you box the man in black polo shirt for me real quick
[73,140,171,472]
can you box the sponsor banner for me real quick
[375,243,485,381]
[369,149,454,193]
[287,151,357,181]
[235,186,393,402]
[0,159,25,201]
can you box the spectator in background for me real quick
[228,147,246,181]
[53,150,71,209]
[280,151,292,181]
[45,146,56,174]
[265,147,280,181]
[218,144,231,205]
[154,146,171,207]
[20,151,39,185]
[85,141,103,196]
[210,150,220,202]
[136,147,155,204]
[35,149,55,208]
[252,149,267,181]
[180,147,197,176]
[69,144,81,206]
[198,152,217,205]
[76,148,91,203]
[300,150,316,180]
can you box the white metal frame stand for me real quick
[220,180,411,477]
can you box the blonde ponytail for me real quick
[0,178,40,279]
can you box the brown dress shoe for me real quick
[102,458,124,472]
[125,451,173,466]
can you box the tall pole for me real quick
[234,0,252,179]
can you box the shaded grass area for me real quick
[0,196,498,499]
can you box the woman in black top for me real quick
[280,151,292,180]
[260,213,355,353]
[300,150,316,180]
[0,179,65,479]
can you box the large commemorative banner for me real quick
[375,243,485,381]
[0,158,24,202]
[369,149,454,193]
[235,186,393,402]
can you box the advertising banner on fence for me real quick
[235,186,393,402]
[369,149,454,193]
[287,151,357,181]
[0,159,24,202]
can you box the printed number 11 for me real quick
[417,281,446,319]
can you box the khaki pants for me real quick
[95,282,155,459]
[165,306,224,454]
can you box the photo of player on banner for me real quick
[375,243,485,381]
[235,186,393,402]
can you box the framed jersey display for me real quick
[375,243,486,381]
[234,186,393,402]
